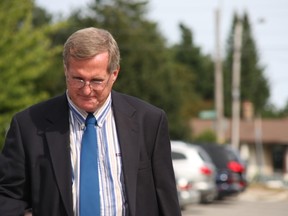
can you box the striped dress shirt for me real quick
[67,93,127,216]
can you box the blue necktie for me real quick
[80,113,100,216]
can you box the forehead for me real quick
[66,52,109,74]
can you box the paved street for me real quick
[23,184,288,216]
[182,185,288,216]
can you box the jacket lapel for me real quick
[45,95,73,216]
[112,91,139,216]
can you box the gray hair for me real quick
[63,27,120,73]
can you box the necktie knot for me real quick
[85,113,96,126]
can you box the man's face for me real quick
[65,52,119,112]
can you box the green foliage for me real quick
[172,23,215,102]
[193,129,217,143]
[224,12,270,117]
[262,102,288,118]
[0,0,62,147]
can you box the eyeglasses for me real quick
[67,75,111,90]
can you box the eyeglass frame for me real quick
[66,73,112,91]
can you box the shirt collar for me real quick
[66,91,112,127]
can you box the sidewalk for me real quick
[238,183,288,202]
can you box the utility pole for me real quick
[231,16,243,150]
[254,116,264,182]
[214,8,225,144]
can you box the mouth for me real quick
[77,92,96,99]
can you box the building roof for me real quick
[190,118,288,144]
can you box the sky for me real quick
[36,0,288,109]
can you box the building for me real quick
[190,117,288,182]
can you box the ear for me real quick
[112,67,120,82]
[64,63,68,77]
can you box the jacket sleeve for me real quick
[152,110,181,216]
[0,116,30,215]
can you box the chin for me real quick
[78,103,97,113]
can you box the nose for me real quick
[82,83,93,95]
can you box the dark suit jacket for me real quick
[0,91,181,216]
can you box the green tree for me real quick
[172,23,215,102]
[170,23,215,120]
[31,5,70,97]
[279,101,288,117]
[32,6,53,27]
[263,100,288,118]
[223,12,270,117]
[0,0,60,148]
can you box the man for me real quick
[0,27,181,216]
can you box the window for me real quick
[172,152,186,160]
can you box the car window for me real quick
[200,145,230,168]
[225,147,245,165]
[225,148,238,161]
[197,150,213,163]
[171,151,186,160]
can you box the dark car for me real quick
[224,145,248,191]
[199,143,247,199]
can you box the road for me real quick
[182,185,288,216]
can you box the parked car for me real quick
[175,175,200,209]
[224,145,248,191]
[199,143,247,199]
[171,140,218,203]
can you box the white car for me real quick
[171,140,218,203]
[175,174,201,209]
